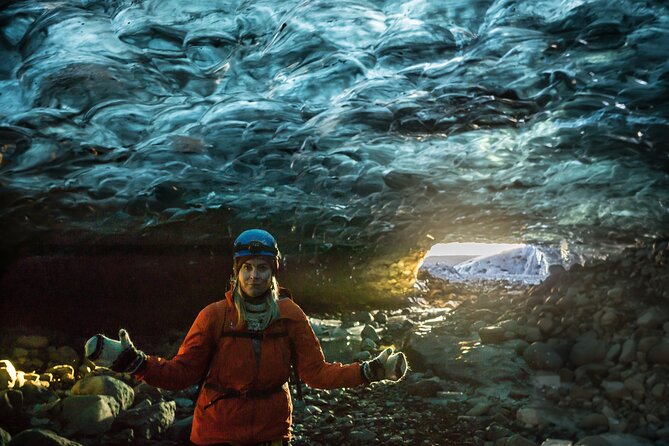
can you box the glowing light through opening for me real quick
[425,242,525,258]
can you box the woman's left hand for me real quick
[362,347,408,383]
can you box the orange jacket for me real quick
[136,290,363,445]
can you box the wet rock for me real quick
[601,381,628,400]
[506,434,537,446]
[523,343,563,371]
[466,400,492,416]
[619,339,636,364]
[360,325,380,343]
[352,312,374,325]
[479,325,506,344]
[485,422,513,440]
[646,340,669,365]
[622,373,644,395]
[374,312,388,324]
[574,434,656,445]
[517,408,544,427]
[637,336,661,353]
[100,428,133,445]
[166,415,192,444]
[43,366,74,384]
[606,343,621,362]
[15,336,49,350]
[349,428,376,444]
[71,375,134,410]
[405,323,525,389]
[579,413,609,430]
[133,382,163,404]
[636,307,668,329]
[650,382,665,398]
[7,428,81,446]
[20,383,58,407]
[407,378,442,397]
[606,288,624,301]
[114,400,176,440]
[533,372,560,389]
[0,427,10,446]
[570,337,607,366]
[60,394,119,436]
[0,360,17,390]
[360,338,377,352]
[525,327,543,343]
[599,309,618,328]
[0,389,23,420]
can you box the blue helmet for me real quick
[233,229,280,271]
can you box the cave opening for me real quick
[418,240,580,285]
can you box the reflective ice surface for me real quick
[1,0,668,254]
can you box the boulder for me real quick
[506,434,537,446]
[601,381,628,399]
[523,343,563,371]
[466,401,491,416]
[579,413,609,430]
[374,312,388,324]
[485,422,513,441]
[359,338,377,352]
[407,378,442,397]
[360,325,380,343]
[20,383,57,407]
[570,338,607,366]
[133,382,163,403]
[0,361,17,390]
[636,307,668,329]
[166,415,193,444]
[349,428,376,444]
[351,311,374,324]
[517,407,545,427]
[100,428,133,445]
[575,434,655,445]
[43,366,74,384]
[619,339,636,364]
[599,309,618,327]
[115,400,176,440]
[647,340,669,365]
[60,395,120,436]
[71,375,134,410]
[0,389,23,420]
[0,427,10,446]
[479,325,506,344]
[405,323,525,390]
[7,429,82,446]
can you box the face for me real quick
[238,257,273,298]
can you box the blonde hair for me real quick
[230,275,280,330]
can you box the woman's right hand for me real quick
[84,329,147,373]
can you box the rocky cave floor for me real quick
[1,242,668,446]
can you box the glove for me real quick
[84,329,147,373]
[362,347,408,383]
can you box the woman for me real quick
[85,229,407,446]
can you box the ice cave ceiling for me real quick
[1,0,668,309]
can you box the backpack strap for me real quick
[195,301,228,402]
[276,290,303,402]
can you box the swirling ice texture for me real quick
[0,0,668,253]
